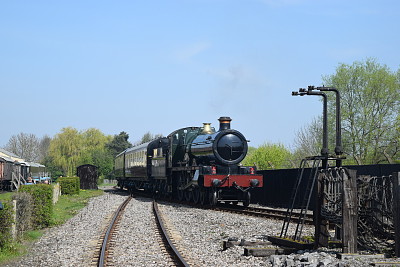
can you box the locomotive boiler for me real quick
[115,117,263,206]
[188,117,248,166]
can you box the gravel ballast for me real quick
[4,189,400,266]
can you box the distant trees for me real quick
[48,127,85,177]
[291,118,323,166]
[242,143,294,170]
[106,131,132,157]
[293,58,400,165]
[38,135,51,161]
[46,129,136,178]
[139,131,163,144]
[48,127,115,177]
[3,133,49,162]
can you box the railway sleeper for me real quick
[222,238,272,250]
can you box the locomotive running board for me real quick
[171,166,200,171]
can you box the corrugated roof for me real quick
[0,148,23,159]
[26,162,46,168]
[0,155,15,162]
[0,149,45,167]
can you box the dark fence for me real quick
[253,164,400,208]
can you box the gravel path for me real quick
[3,188,400,267]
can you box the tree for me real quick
[293,117,323,158]
[139,131,163,144]
[242,143,293,170]
[48,127,115,177]
[4,133,40,162]
[80,128,112,164]
[48,127,83,177]
[91,149,114,179]
[41,155,64,178]
[38,135,51,162]
[322,58,400,164]
[105,131,132,157]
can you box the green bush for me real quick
[58,177,80,195]
[19,184,53,229]
[0,200,14,249]
[12,192,34,239]
[97,176,104,185]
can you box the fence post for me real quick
[342,168,357,253]
[11,200,17,240]
[315,171,329,248]
[393,172,400,257]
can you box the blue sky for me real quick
[1,0,399,150]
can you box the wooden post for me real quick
[315,171,329,248]
[393,172,400,257]
[314,172,321,249]
[342,168,357,253]
[11,200,17,240]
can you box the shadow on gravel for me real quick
[100,186,131,196]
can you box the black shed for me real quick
[77,164,98,190]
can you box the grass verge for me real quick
[51,189,103,225]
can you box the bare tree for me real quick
[293,117,323,161]
[38,135,51,162]
[4,133,40,162]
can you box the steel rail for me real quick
[98,196,132,267]
[153,200,190,267]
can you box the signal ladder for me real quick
[280,156,323,241]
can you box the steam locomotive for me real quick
[115,117,263,206]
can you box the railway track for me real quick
[95,195,132,267]
[153,200,191,267]
[116,186,314,225]
[213,205,314,225]
[93,192,191,267]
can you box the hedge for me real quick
[58,177,80,195]
[19,184,53,229]
[0,200,13,249]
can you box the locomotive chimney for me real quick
[202,123,213,134]
[218,116,232,131]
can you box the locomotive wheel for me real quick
[177,189,184,201]
[184,190,192,202]
[243,191,251,207]
[209,190,218,206]
[162,182,169,197]
[200,189,207,205]
[192,188,200,204]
